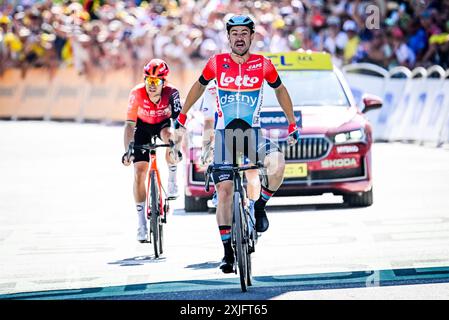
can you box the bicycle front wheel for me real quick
[244,206,252,287]
[150,171,161,258]
[242,210,255,287]
[234,192,248,292]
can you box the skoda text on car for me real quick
[183,51,382,212]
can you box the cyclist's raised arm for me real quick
[275,83,301,145]
[274,83,295,125]
[263,56,299,145]
[263,56,296,126]
[179,80,207,116]
[275,84,301,145]
[176,55,217,127]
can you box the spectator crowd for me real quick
[1,0,448,80]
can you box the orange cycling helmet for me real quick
[143,59,169,79]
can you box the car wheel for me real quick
[343,188,373,207]
[184,195,209,212]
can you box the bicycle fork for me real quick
[233,175,254,248]
[146,151,164,219]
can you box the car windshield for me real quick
[263,70,350,107]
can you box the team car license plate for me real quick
[284,163,308,178]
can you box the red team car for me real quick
[183,51,382,212]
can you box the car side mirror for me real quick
[362,94,382,113]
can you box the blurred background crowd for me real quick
[1,0,448,80]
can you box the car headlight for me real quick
[334,129,365,144]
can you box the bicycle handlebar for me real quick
[204,161,265,192]
[130,140,175,151]
[128,139,182,163]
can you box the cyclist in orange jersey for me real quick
[122,59,182,242]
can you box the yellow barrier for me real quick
[83,71,117,121]
[0,69,23,119]
[105,69,134,122]
[48,68,85,120]
[0,66,203,122]
[15,69,53,119]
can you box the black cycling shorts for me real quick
[133,118,171,163]
[212,119,281,184]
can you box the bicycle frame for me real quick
[130,138,176,257]
[232,171,248,237]
[146,149,164,219]
[205,161,264,292]
[129,139,173,219]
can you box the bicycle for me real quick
[126,137,181,258]
[204,160,266,292]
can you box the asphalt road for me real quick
[1,120,449,300]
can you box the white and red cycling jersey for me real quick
[199,80,217,120]
[199,53,282,129]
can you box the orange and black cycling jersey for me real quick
[127,83,182,125]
